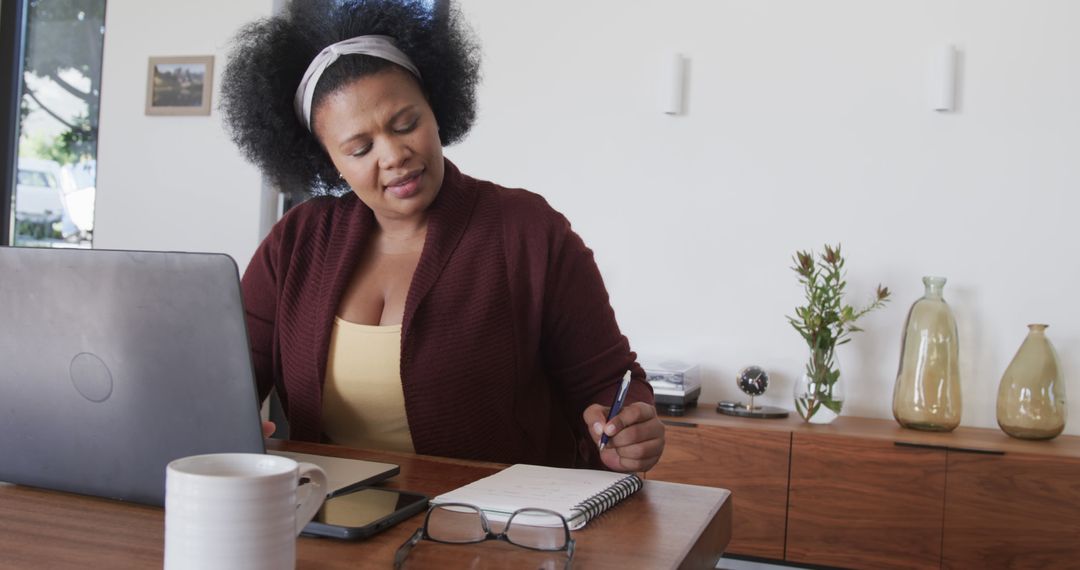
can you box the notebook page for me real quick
[432,464,634,527]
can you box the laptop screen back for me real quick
[0,247,265,505]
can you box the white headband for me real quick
[293,35,422,131]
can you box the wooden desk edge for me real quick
[669,485,732,570]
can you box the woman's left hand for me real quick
[582,402,666,472]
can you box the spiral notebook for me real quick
[431,464,643,530]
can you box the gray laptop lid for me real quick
[0,247,265,505]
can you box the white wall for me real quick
[94,0,273,272]
[448,0,1080,434]
[92,0,1078,435]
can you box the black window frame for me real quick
[1,0,29,246]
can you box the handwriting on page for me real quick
[480,472,605,507]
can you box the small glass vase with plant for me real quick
[787,244,890,423]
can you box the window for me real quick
[3,0,107,248]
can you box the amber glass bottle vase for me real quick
[891,276,962,432]
[997,324,1067,440]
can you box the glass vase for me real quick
[996,324,1067,440]
[794,348,844,424]
[891,276,962,432]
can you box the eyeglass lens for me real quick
[426,505,487,543]
[426,505,567,550]
[505,510,567,550]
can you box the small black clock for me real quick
[716,366,789,419]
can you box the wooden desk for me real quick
[0,441,731,569]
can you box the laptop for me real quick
[0,247,397,505]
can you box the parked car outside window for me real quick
[15,157,65,224]
[13,158,94,246]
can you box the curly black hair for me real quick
[220,0,481,193]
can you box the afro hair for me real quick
[220,0,480,194]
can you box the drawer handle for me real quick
[894,441,1005,456]
[661,420,698,428]
[894,441,947,451]
[946,446,1005,456]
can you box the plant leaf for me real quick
[822,397,844,414]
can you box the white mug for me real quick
[164,453,328,570]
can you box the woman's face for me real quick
[313,67,444,226]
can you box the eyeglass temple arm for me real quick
[393,527,424,570]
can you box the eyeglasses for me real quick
[394,503,575,569]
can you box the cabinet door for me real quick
[648,422,790,559]
[787,434,946,569]
[942,451,1080,569]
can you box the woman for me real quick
[221,0,663,472]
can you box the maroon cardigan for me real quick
[241,159,652,468]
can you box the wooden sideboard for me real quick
[646,405,1080,569]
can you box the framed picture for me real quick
[145,56,214,116]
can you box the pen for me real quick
[598,371,632,452]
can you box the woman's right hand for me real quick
[261,420,276,438]
[583,402,665,472]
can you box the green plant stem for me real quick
[788,244,889,421]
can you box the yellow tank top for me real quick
[321,317,414,453]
